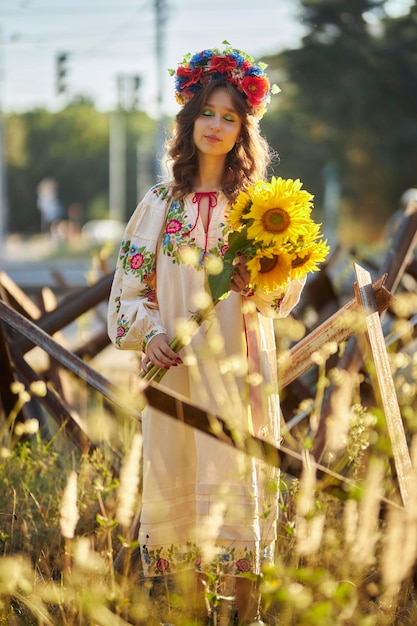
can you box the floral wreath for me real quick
[169,41,280,119]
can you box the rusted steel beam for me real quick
[0,299,129,409]
[14,272,113,355]
[281,274,392,389]
[73,329,111,361]
[10,349,90,451]
[380,200,417,293]
[354,263,412,506]
[0,321,19,422]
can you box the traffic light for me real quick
[56,52,68,95]
[132,75,141,109]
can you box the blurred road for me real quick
[0,234,135,382]
[0,234,95,291]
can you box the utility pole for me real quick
[154,0,168,177]
[322,162,341,252]
[109,74,143,221]
[0,26,7,255]
[109,75,127,222]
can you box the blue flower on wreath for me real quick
[191,50,213,67]
[246,66,263,77]
[229,51,245,68]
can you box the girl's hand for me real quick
[144,333,182,371]
[231,257,252,296]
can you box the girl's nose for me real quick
[210,115,221,131]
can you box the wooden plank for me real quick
[311,207,417,460]
[354,263,412,506]
[0,271,42,319]
[281,274,392,388]
[0,299,134,411]
[0,298,371,494]
[14,272,113,355]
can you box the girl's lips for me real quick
[205,135,221,142]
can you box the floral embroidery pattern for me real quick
[152,182,171,201]
[162,200,224,269]
[141,540,263,577]
[143,328,160,352]
[115,313,131,347]
[269,293,286,312]
[118,241,155,281]
[162,199,199,264]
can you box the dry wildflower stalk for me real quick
[295,452,325,556]
[350,457,385,570]
[60,471,79,578]
[381,436,417,605]
[116,432,142,530]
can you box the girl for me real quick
[108,45,305,625]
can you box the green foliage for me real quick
[262,0,417,241]
[5,100,157,233]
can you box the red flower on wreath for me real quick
[242,75,269,106]
[209,55,238,74]
[236,558,251,572]
[156,558,170,573]
[176,65,203,88]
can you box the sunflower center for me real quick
[292,252,311,268]
[262,207,290,233]
[259,255,279,274]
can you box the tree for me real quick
[6,100,157,233]
[262,0,417,237]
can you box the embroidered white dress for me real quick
[107,183,305,578]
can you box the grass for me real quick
[0,281,416,624]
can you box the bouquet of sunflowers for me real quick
[208,176,329,300]
[141,177,329,383]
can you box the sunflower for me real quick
[244,177,314,247]
[247,248,293,292]
[227,190,251,231]
[282,222,323,254]
[249,176,314,210]
[291,239,330,279]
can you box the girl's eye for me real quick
[201,109,213,117]
[224,115,236,122]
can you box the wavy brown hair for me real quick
[165,80,274,202]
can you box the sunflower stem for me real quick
[139,300,219,384]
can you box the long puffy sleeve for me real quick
[107,184,171,352]
[250,276,306,319]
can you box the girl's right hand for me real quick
[144,333,182,371]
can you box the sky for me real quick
[0,0,414,119]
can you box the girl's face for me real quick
[192,88,242,159]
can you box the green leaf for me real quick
[223,229,251,262]
[208,262,235,300]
